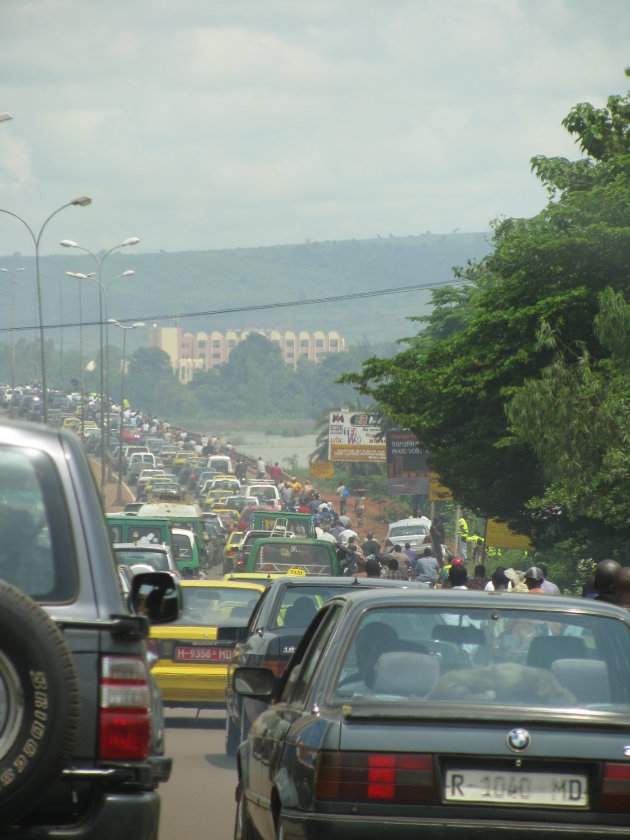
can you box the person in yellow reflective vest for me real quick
[487,544,502,565]
[457,516,469,562]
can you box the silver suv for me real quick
[0,420,179,837]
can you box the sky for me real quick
[0,0,629,256]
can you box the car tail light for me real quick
[315,752,435,803]
[599,763,630,811]
[99,656,151,761]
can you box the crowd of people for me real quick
[110,414,629,604]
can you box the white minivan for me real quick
[206,454,234,475]
[238,482,282,510]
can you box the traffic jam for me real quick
[1,392,630,839]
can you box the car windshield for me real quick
[175,585,261,626]
[254,542,333,576]
[332,604,630,714]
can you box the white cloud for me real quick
[0,0,628,254]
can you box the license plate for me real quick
[174,646,233,662]
[444,769,588,808]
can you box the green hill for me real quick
[4,232,491,347]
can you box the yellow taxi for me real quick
[173,450,197,468]
[204,492,230,508]
[62,416,82,432]
[148,580,265,708]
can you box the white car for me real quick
[384,516,432,554]
[238,483,282,510]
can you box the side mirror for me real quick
[131,571,182,624]
[233,666,275,701]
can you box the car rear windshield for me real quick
[332,604,630,714]
[0,444,78,602]
[272,584,355,629]
[114,548,170,572]
[255,514,311,536]
[251,487,278,501]
[389,525,428,537]
[254,542,333,576]
[175,585,262,626]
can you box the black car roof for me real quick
[265,575,429,590]
[318,586,630,619]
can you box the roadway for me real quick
[158,709,237,840]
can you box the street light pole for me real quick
[108,319,145,505]
[60,237,139,502]
[1,267,24,418]
[0,196,92,423]
[66,270,95,436]
[103,270,135,477]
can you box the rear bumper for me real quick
[6,790,161,840]
[280,811,630,839]
[152,665,227,704]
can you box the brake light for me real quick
[600,763,630,811]
[315,752,435,803]
[99,656,151,761]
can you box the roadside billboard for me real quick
[328,411,386,463]
[386,430,430,495]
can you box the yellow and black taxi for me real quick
[148,579,265,709]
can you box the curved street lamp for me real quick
[1,266,24,417]
[0,196,92,423]
[108,319,145,504]
[60,236,139,500]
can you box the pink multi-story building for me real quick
[149,326,346,383]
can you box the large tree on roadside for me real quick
[343,70,630,551]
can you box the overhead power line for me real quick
[1,276,470,333]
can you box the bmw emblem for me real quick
[507,728,531,752]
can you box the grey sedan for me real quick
[233,589,630,839]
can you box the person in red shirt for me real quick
[269,462,283,485]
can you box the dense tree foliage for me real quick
[186,335,396,420]
[343,71,630,562]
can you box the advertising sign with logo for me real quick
[328,411,386,463]
[386,430,430,494]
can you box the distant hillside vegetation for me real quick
[9,232,492,346]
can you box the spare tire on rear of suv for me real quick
[0,581,81,827]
